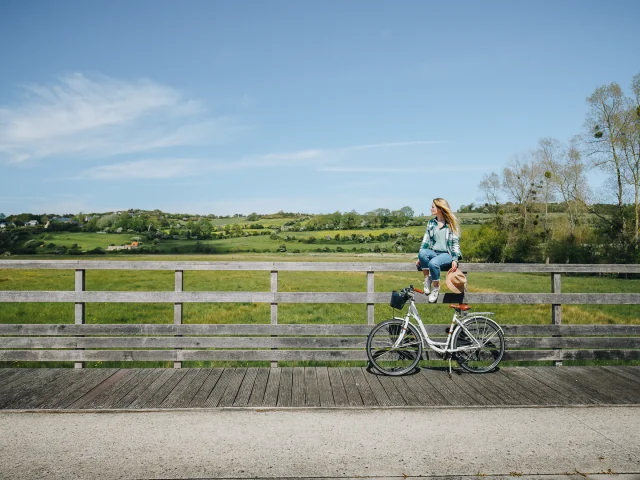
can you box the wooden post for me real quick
[74,269,85,369]
[174,270,183,369]
[271,270,278,368]
[367,270,375,325]
[552,273,562,367]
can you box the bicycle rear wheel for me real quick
[452,316,505,373]
[366,319,423,376]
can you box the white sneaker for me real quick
[423,277,431,294]
[428,287,440,303]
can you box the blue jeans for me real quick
[418,249,453,281]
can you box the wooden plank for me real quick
[411,369,451,405]
[0,350,368,362]
[42,369,118,409]
[262,367,281,407]
[170,369,213,408]
[2,259,639,274]
[33,369,104,409]
[387,375,422,406]
[398,373,435,406]
[0,369,54,408]
[3,323,639,337]
[361,371,391,406]
[159,369,204,408]
[0,368,38,390]
[375,374,407,406]
[350,368,378,407]
[188,369,224,408]
[15,335,640,349]
[304,367,320,407]
[338,367,364,407]
[602,366,640,384]
[327,368,349,407]
[16,369,79,409]
[69,369,132,409]
[138,369,189,408]
[128,369,176,408]
[522,367,598,405]
[291,367,305,407]
[233,368,259,407]
[203,369,235,408]
[446,371,493,406]
[3,289,639,305]
[0,324,373,336]
[495,368,557,405]
[564,367,639,404]
[12,341,640,364]
[454,373,507,406]
[218,368,247,407]
[2,369,67,409]
[111,369,166,408]
[316,367,334,407]
[246,368,269,407]
[476,370,540,406]
[546,367,623,404]
[418,369,465,406]
[276,367,293,407]
[81,369,151,409]
[0,368,27,384]
[0,336,373,349]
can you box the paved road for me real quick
[1,406,639,480]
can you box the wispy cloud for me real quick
[0,73,242,163]
[319,165,496,173]
[75,141,440,180]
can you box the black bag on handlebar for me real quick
[390,290,409,309]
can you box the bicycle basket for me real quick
[390,290,408,309]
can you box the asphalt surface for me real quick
[1,406,640,479]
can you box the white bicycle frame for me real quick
[392,292,501,357]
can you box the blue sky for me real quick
[1,0,639,217]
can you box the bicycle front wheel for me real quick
[366,319,423,376]
[452,316,505,373]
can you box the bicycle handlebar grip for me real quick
[413,287,424,294]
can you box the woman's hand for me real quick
[451,261,458,271]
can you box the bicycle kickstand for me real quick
[448,358,453,379]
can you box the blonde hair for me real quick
[433,198,460,235]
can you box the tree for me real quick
[536,138,563,231]
[501,151,543,228]
[584,82,627,235]
[478,172,501,214]
[621,72,640,242]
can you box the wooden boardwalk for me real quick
[1,366,639,410]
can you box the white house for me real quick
[26,220,39,227]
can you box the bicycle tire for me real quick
[366,319,423,376]
[452,316,505,373]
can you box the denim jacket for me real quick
[420,218,463,262]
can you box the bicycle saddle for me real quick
[449,303,471,311]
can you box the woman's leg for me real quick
[418,249,436,291]
[427,252,453,287]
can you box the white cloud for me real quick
[0,73,240,163]
[318,165,497,173]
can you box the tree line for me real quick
[472,72,640,264]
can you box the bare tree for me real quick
[550,139,590,236]
[501,151,543,228]
[537,138,562,230]
[478,172,501,214]
[619,73,640,242]
[584,82,627,233]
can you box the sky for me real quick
[1,0,639,217]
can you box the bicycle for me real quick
[366,285,505,376]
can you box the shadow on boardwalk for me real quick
[1,366,639,410]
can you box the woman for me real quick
[415,198,463,303]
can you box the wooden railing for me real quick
[1,260,639,368]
